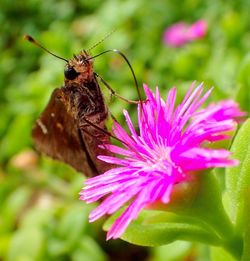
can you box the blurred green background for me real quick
[1,0,250,260]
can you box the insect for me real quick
[25,35,120,177]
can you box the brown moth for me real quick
[25,35,113,177]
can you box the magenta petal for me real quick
[163,20,207,48]
[97,155,134,166]
[107,180,161,239]
[188,20,208,39]
[99,144,134,157]
[193,99,247,123]
[123,110,138,138]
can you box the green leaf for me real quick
[226,119,250,230]
[7,227,44,261]
[1,186,32,232]
[56,204,89,250]
[241,202,250,261]
[151,241,192,261]
[21,207,55,229]
[72,236,107,261]
[161,171,235,240]
[211,246,237,261]
[104,210,221,247]
[0,234,11,260]
[0,114,33,161]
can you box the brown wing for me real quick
[79,126,114,174]
[32,88,98,177]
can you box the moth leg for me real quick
[79,118,120,142]
[94,73,140,104]
[80,126,104,140]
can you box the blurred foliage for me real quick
[0,0,250,260]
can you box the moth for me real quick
[25,35,114,177]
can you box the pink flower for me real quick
[193,100,246,123]
[80,83,242,240]
[163,19,207,47]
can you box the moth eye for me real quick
[64,67,80,80]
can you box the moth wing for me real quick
[32,88,97,177]
[79,126,114,174]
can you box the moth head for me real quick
[65,51,93,83]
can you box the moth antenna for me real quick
[24,35,68,63]
[86,49,142,103]
[87,29,116,52]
